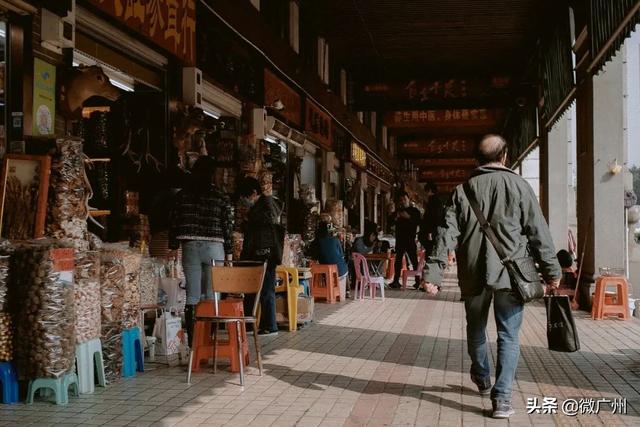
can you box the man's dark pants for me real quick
[393,239,418,284]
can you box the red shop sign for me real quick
[89,0,196,64]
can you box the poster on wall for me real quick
[32,58,56,136]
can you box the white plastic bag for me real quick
[153,310,182,356]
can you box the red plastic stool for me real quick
[310,264,340,303]
[190,299,249,373]
[591,276,630,320]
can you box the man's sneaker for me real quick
[389,282,401,289]
[492,400,515,419]
[471,374,492,396]
[258,330,278,337]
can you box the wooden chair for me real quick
[186,261,267,386]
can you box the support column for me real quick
[545,115,570,250]
[593,53,625,272]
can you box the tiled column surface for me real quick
[1,270,639,427]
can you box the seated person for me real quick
[557,249,577,290]
[353,222,379,255]
[308,221,349,296]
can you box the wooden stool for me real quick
[190,299,249,373]
[310,264,340,303]
[591,276,630,320]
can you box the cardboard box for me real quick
[275,295,314,324]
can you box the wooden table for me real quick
[363,253,392,277]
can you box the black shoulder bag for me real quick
[463,182,544,303]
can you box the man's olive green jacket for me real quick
[424,165,561,298]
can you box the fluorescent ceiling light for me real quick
[202,101,222,119]
[203,108,220,119]
[264,134,278,144]
[0,28,6,39]
[110,78,134,92]
[73,50,136,92]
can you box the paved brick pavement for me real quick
[1,271,639,426]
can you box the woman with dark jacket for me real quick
[169,157,234,345]
[237,177,283,336]
[309,221,349,293]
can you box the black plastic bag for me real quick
[545,294,580,352]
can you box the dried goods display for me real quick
[9,240,75,379]
[0,254,9,312]
[125,191,140,215]
[283,234,304,268]
[232,232,244,261]
[303,210,320,243]
[0,155,50,240]
[0,313,13,361]
[139,257,159,307]
[101,243,141,328]
[47,138,90,250]
[299,184,317,207]
[88,232,103,251]
[100,255,125,323]
[85,112,110,207]
[324,199,344,228]
[74,251,101,343]
[102,322,122,383]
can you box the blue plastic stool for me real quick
[0,362,19,404]
[122,327,144,377]
[75,338,106,393]
[27,372,79,405]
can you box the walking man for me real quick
[423,135,561,418]
[390,191,421,288]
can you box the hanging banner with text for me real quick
[89,0,196,64]
[358,77,511,106]
[399,138,476,157]
[385,109,505,129]
[419,167,474,182]
[32,58,56,136]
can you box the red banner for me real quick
[89,0,196,64]
[384,109,505,129]
[399,138,476,157]
[414,158,477,168]
[419,167,474,182]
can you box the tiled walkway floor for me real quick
[2,271,640,426]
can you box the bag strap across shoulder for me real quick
[462,182,510,264]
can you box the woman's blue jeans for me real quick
[182,240,225,305]
[464,287,524,401]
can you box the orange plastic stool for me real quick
[310,264,340,303]
[591,276,630,320]
[190,299,250,373]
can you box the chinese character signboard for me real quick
[414,158,477,168]
[384,109,505,129]
[399,138,476,157]
[305,99,332,150]
[264,69,301,126]
[89,0,196,64]
[419,167,473,182]
[358,77,510,107]
[351,142,367,169]
[32,58,56,136]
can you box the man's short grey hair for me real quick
[475,134,508,165]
